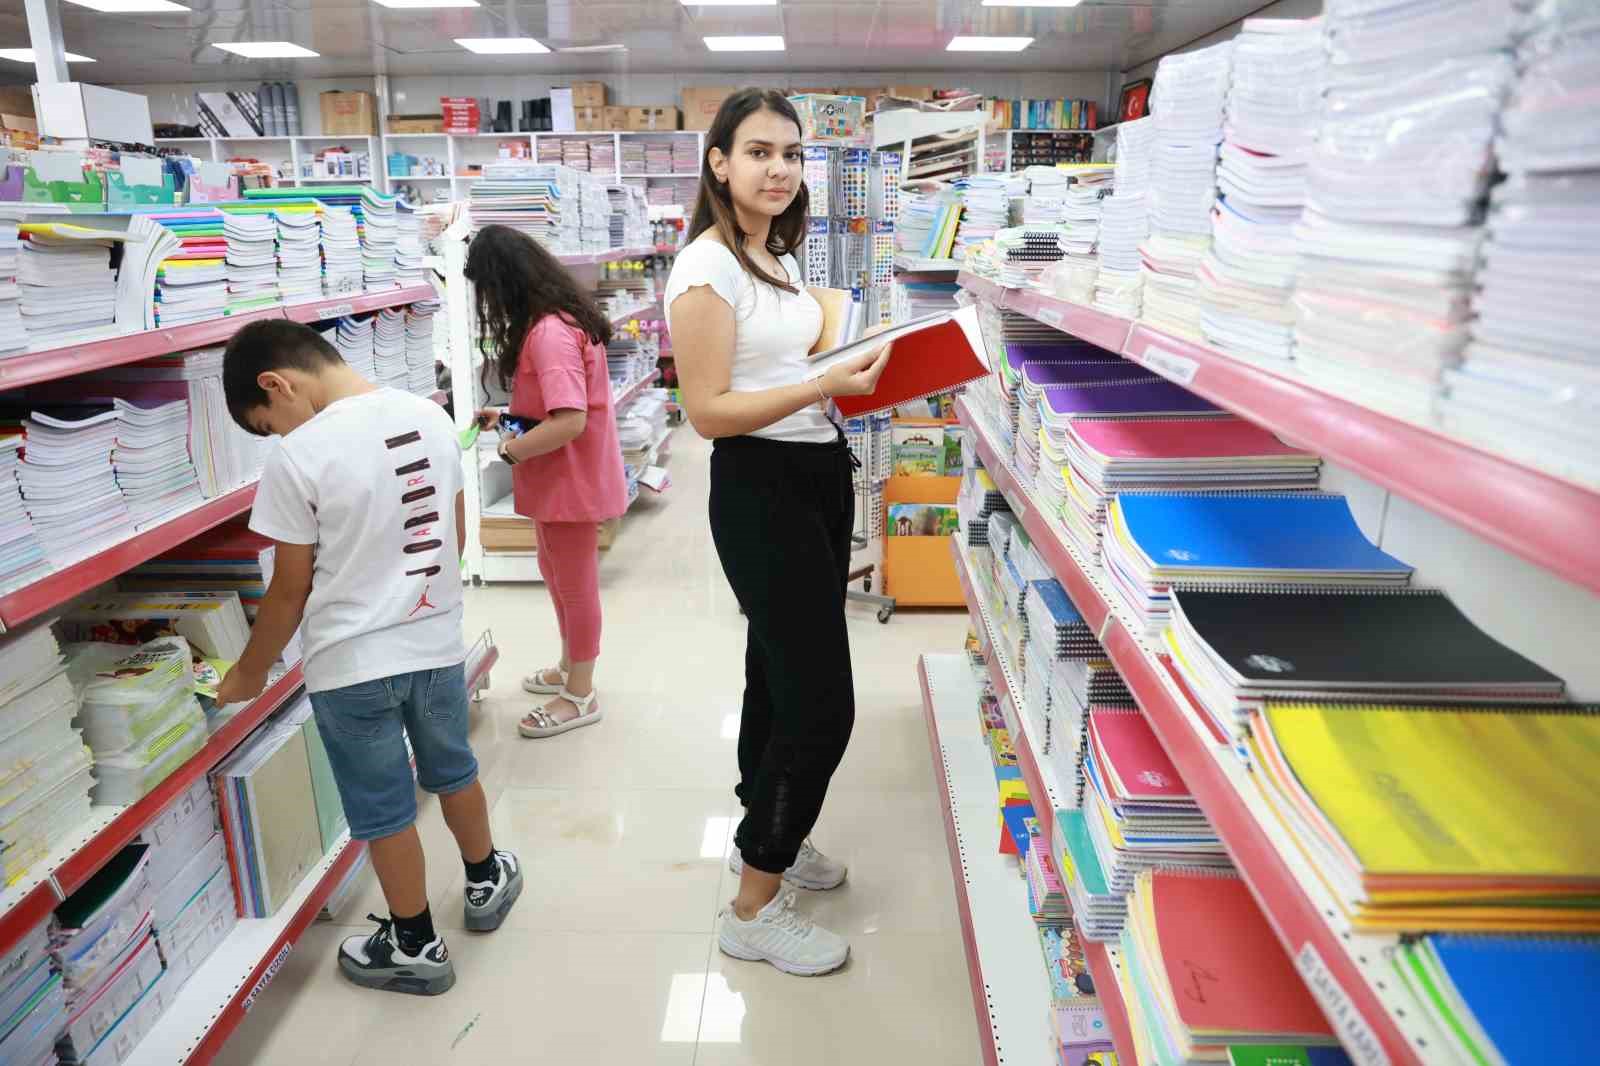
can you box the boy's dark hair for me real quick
[222,319,345,435]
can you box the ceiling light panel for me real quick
[371,0,479,7]
[982,0,1082,5]
[703,35,785,51]
[213,41,320,58]
[0,48,95,62]
[63,0,190,11]
[946,35,1034,51]
[454,37,551,54]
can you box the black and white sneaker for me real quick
[338,914,456,996]
[463,850,524,932]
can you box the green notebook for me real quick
[1227,1047,1353,1066]
[301,719,348,852]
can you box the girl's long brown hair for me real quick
[688,88,810,294]
[465,224,613,392]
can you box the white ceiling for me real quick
[0,0,1266,86]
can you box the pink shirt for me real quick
[510,313,628,523]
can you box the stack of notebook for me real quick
[110,397,207,531]
[1052,417,1320,564]
[469,163,583,253]
[1199,18,1324,366]
[336,315,378,382]
[360,192,400,289]
[139,209,228,329]
[16,223,120,347]
[1291,0,1515,419]
[1163,587,1568,745]
[373,307,410,392]
[0,437,52,594]
[993,330,1117,447]
[395,209,425,287]
[1025,820,1072,927]
[13,406,135,567]
[1020,576,1111,768]
[0,214,22,356]
[1251,700,1598,935]
[956,464,1008,551]
[1014,358,1160,480]
[1095,116,1155,318]
[1139,40,1234,340]
[274,207,323,304]
[320,205,363,296]
[0,625,92,888]
[1118,868,1338,1065]
[221,211,281,315]
[1100,492,1413,637]
[124,519,270,622]
[0,915,64,1066]
[405,300,440,396]
[62,589,250,662]
[69,637,209,804]
[955,176,1018,265]
[138,777,237,999]
[1052,808,1126,941]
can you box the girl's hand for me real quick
[475,408,502,431]
[820,344,892,398]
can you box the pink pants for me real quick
[534,519,602,662]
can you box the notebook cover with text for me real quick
[1174,589,1566,692]
[1151,869,1335,1039]
[1116,493,1411,577]
[1427,934,1597,1064]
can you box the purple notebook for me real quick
[1004,342,1114,375]
[1022,361,1154,389]
[1041,379,1223,419]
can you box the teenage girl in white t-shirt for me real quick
[664,89,889,977]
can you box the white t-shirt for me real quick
[249,388,466,693]
[663,238,835,444]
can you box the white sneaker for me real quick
[717,890,849,976]
[728,838,847,890]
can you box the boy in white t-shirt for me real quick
[213,319,522,996]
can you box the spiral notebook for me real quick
[803,302,992,418]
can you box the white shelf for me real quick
[388,173,451,181]
[383,132,449,139]
[919,652,1055,1066]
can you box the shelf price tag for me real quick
[243,943,294,1012]
[1139,345,1200,386]
[323,302,357,319]
[1036,307,1064,328]
[1295,944,1391,1066]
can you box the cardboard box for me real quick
[792,86,834,97]
[570,81,607,108]
[387,114,443,134]
[320,90,376,135]
[681,86,735,131]
[0,87,34,117]
[626,106,679,131]
[572,106,607,131]
[889,85,935,101]
[481,519,537,553]
[603,106,629,130]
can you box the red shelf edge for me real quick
[952,402,1424,1066]
[0,884,57,962]
[0,485,259,631]
[1082,939,1141,1066]
[281,285,438,324]
[185,837,367,1066]
[958,271,1600,595]
[918,657,1001,1066]
[52,665,306,897]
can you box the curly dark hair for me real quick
[465,224,613,392]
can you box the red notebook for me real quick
[806,304,992,418]
[1151,870,1335,1040]
[1069,416,1314,461]
[1090,707,1190,802]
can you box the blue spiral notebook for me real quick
[1115,492,1413,581]
[1425,934,1599,1066]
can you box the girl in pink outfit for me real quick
[468,225,627,738]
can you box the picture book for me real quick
[888,503,960,537]
[891,421,944,476]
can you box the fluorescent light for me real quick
[454,37,550,54]
[557,43,627,53]
[213,41,320,58]
[0,48,94,62]
[946,35,1034,51]
[983,0,1081,5]
[64,0,190,11]
[703,35,784,51]
[372,0,478,7]
[680,0,777,5]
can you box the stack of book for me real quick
[321,205,363,296]
[274,207,323,303]
[359,189,400,289]
[0,625,92,887]
[0,915,64,1065]
[405,300,440,396]
[1014,356,1160,481]
[1292,0,1515,420]
[671,138,698,175]
[954,175,1018,263]
[66,636,209,803]
[140,210,228,328]
[1020,576,1114,773]
[1019,166,1068,224]
[1100,491,1413,637]
[222,211,281,315]
[139,777,237,997]
[17,223,119,347]
[1199,18,1324,366]
[0,437,52,594]
[335,315,378,382]
[1140,41,1234,340]
[373,307,410,392]
[14,407,135,567]
[0,214,22,355]
[469,163,583,253]
[111,397,207,531]
[622,137,649,175]
[1095,116,1155,317]
[395,209,425,287]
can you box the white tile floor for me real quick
[215,428,980,1065]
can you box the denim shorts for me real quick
[307,662,478,841]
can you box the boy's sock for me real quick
[464,846,501,886]
[392,905,437,956]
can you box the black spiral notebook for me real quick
[1170,588,1566,696]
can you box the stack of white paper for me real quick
[0,627,88,885]
[1140,41,1234,340]
[578,177,612,252]
[0,214,23,356]
[1199,18,1325,365]
[955,175,1020,262]
[0,437,52,593]
[17,228,118,347]
[1439,0,1600,488]
[373,308,410,391]
[360,187,400,289]
[470,163,583,253]
[320,206,363,296]
[275,209,322,304]
[336,316,377,382]
[17,407,135,566]
[223,212,281,314]
[1293,0,1517,418]
[111,398,207,531]
[1096,117,1156,317]
[405,300,439,396]
[394,208,425,287]
[1021,166,1069,224]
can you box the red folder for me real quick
[831,317,991,419]
[1152,869,1335,1039]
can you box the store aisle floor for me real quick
[216,428,979,1065]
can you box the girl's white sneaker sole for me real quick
[716,927,849,976]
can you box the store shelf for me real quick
[893,255,960,273]
[0,484,257,632]
[954,397,1441,1066]
[0,807,121,957]
[52,665,305,896]
[282,285,437,323]
[122,834,365,1066]
[957,272,1600,595]
[388,173,451,181]
[608,299,660,328]
[918,653,1055,1066]
[1081,941,1140,1065]
[552,246,657,266]
[613,369,660,410]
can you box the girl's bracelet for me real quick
[813,378,828,403]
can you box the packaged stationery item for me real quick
[890,421,944,476]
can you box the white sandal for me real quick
[521,666,568,695]
[518,688,603,739]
